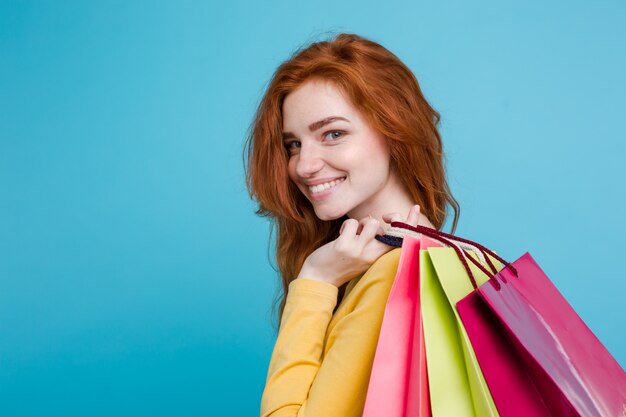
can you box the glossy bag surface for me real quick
[457,289,557,416]
[363,235,434,417]
[472,253,626,417]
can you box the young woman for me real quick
[244,33,460,417]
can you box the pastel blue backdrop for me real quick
[1,1,624,416]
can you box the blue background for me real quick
[1,1,624,415]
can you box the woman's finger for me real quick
[382,212,403,224]
[339,218,359,235]
[407,204,421,226]
[357,217,381,245]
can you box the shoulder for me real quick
[345,247,402,298]
[368,247,403,276]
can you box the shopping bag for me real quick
[421,246,500,417]
[413,226,553,416]
[470,252,626,417]
[457,289,555,417]
[363,235,438,417]
[387,222,626,417]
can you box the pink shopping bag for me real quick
[363,234,440,417]
[472,253,626,417]
[457,289,556,416]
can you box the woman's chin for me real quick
[313,207,348,222]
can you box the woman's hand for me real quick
[297,205,422,287]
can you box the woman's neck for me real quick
[347,175,437,232]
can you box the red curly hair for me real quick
[243,33,460,329]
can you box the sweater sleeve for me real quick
[260,250,399,417]
[260,278,338,417]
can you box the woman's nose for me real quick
[295,144,324,178]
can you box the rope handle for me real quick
[385,225,490,268]
[377,222,518,290]
[402,223,518,277]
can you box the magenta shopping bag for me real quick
[388,223,626,417]
[473,253,626,417]
[456,289,555,417]
[363,235,438,417]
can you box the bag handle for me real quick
[404,224,517,276]
[376,224,484,288]
[375,223,518,290]
[385,225,490,267]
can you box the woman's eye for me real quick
[284,141,300,153]
[325,130,344,140]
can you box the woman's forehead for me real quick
[282,79,361,131]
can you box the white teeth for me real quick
[309,177,345,194]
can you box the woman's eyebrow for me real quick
[308,116,350,132]
[282,116,350,140]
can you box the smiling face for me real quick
[282,78,407,221]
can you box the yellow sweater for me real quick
[260,247,402,417]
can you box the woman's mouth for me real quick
[308,177,346,200]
